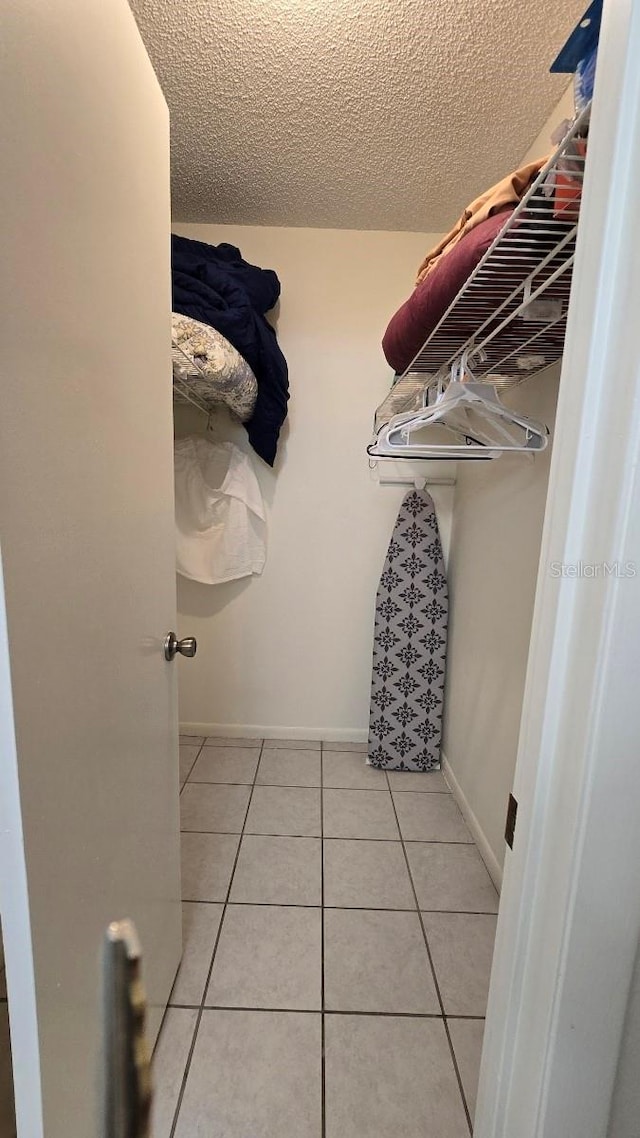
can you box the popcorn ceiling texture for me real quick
[130,0,584,231]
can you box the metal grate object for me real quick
[373,105,590,440]
[172,343,215,416]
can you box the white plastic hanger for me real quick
[368,352,548,460]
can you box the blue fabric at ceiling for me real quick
[172,235,289,467]
[550,0,603,73]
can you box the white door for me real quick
[0,3,181,1137]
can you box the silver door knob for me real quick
[164,632,197,661]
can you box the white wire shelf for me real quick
[172,343,217,416]
[372,104,590,451]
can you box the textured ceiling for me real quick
[130,0,584,231]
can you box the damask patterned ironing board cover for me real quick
[368,490,448,772]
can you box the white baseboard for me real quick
[180,722,368,744]
[442,752,503,892]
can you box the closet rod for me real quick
[377,478,455,485]
[371,466,456,487]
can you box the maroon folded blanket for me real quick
[382,207,513,374]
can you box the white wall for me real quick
[173,224,453,739]
[441,84,575,879]
[442,366,561,881]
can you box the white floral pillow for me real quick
[172,313,258,422]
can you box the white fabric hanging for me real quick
[174,436,266,584]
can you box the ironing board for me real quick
[368,489,448,771]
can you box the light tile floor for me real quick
[155,738,500,1137]
[0,741,497,1137]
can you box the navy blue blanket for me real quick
[171,235,289,466]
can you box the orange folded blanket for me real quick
[416,156,548,285]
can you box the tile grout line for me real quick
[153,735,210,1058]
[177,899,497,915]
[179,737,206,796]
[386,772,474,1136]
[188,780,383,792]
[320,741,326,1138]
[167,1002,486,1021]
[179,827,472,846]
[168,738,266,1138]
[202,742,322,750]
[186,778,450,795]
[176,896,496,914]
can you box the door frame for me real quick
[0,548,42,1138]
[476,1,640,1134]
